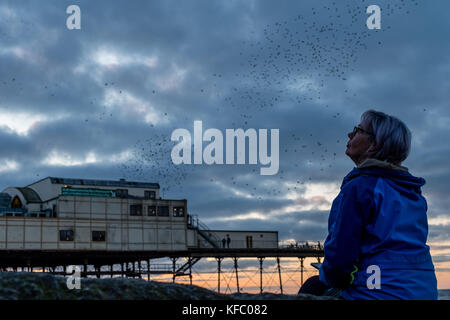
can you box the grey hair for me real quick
[361,110,412,165]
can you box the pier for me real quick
[0,242,323,294]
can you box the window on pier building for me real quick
[246,236,253,249]
[92,231,106,242]
[157,206,169,217]
[148,206,157,216]
[144,190,156,199]
[173,207,185,217]
[11,196,23,209]
[59,230,74,241]
[130,204,143,216]
[116,189,128,198]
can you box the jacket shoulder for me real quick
[342,172,379,191]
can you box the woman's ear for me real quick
[368,143,378,153]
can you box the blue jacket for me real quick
[319,161,437,300]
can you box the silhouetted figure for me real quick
[226,234,231,248]
[222,238,226,248]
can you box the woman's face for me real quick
[346,121,375,165]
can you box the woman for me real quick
[299,110,437,299]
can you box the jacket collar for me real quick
[357,158,409,172]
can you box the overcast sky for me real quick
[1,0,450,285]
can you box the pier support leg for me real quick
[233,257,240,294]
[147,259,151,281]
[258,257,264,294]
[277,257,283,295]
[188,257,193,285]
[216,257,222,294]
[171,257,177,283]
[299,257,304,286]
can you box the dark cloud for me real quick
[431,256,450,264]
[428,224,450,243]
[0,0,449,251]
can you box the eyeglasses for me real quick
[351,126,374,137]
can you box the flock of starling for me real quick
[114,0,421,197]
[0,0,421,198]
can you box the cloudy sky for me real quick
[1,0,450,288]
